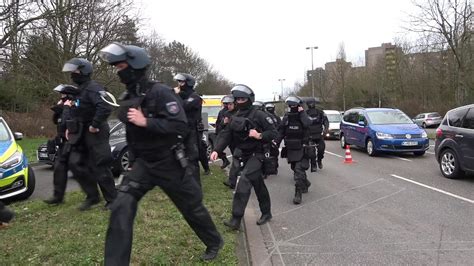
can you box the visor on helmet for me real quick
[174,73,187,82]
[221,95,234,103]
[62,63,80,72]
[99,43,128,65]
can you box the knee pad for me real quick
[118,181,146,201]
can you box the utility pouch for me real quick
[304,145,317,159]
[171,142,189,169]
[47,139,57,155]
[66,119,79,134]
[284,139,303,150]
[262,152,278,175]
[229,117,248,132]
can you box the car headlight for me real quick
[0,151,23,169]
[376,132,393,140]
[110,146,116,152]
[421,131,428,138]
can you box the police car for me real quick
[0,117,36,200]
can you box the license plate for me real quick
[402,141,418,146]
[39,152,48,158]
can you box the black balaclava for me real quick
[289,105,299,113]
[178,84,193,99]
[236,99,252,111]
[71,73,90,85]
[118,66,147,94]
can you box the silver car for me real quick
[413,112,442,128]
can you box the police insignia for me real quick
[166,101,180,114]
[266,117,274,124]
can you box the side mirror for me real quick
[358,121,366,127]
[14,132,23,140]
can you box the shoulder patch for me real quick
[266,116,274,124]
[187,97,194,102]
[166,101,180,115]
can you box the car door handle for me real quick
[455,134,464,138]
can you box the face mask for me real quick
[178,89,192,99]
[117,67,137,84]
[289,106,299,113]
[71,73,89,85]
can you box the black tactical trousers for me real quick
[227,157,240,187]
[198,139,210,171]
[290,157,310,190]
[104,158,222,266]
[52,144,69,200]
[310,138,325,161]
[232,155,271,218]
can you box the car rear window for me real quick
[448,108,468,127]
[428,113,440,118]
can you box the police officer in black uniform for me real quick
[44,84,79,204]
[265,103,282,127]
[215,95,234,169]
[305,98,329,171]
[277,96,312,204]
[62,58,117,210]
[197,119,211,175]
[174,73,204,185]
[252,100,265,111]
[210,85,277,229]
[99,43,223,264]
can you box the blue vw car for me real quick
[340,108,429,156]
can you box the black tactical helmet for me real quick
[252,101,264,110]
[265,103,275,109]
[285,96,303,106]
[174,73,196,87]
[306,97,317,108]
[231,84,255,102]
[221,95,235,104]
[99,42,150,69]
[53,84,79,95]
[62,58,93,75]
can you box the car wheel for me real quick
[119,148,130,174]
[16,166,36,200]
[439,149,462,179]
[366,138,377,156]
[422,122,427,128]
[413,151,425,156]
[340,134,347,149]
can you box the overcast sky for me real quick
[138,0,416,101]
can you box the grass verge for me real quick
[17,137,48,163]
[1,166,239,264]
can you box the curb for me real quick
[243,195,271,266]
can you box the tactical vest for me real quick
[229,108,261,152]
[117,83,180,159]
[307,108,324,138]
[284,113,305,149]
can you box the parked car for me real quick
[413,112,442,128]
[37,120,129,176]
[323,110,342,139]
[434,104,474,179]
[340,107,429,156]
[0,117,36,200]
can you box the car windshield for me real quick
[202,106,221,117]
[0,120,12,141]
[326,114,341,123]
[367,111,413,125]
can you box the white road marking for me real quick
[390,174,474,204]
[325,151,344,158]
[393,157,412,162]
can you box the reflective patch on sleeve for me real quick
[98,90,107,97]
[166,101,180,115]
[187,97,194,102]
[266,117,274,124]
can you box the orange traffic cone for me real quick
[344,145,353,164]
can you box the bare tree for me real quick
[332,43,351,110]
[409,0,473,105]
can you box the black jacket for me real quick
[73,80,112,128]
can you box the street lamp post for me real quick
[306,46,318,98]
[278,78,285,100]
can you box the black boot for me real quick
[224,217,241,230]
[302,180,311,193]
[203,168,211,175]
[0,207,14,224]
[221,157,230,169]
[201,238,224,261]
[293,188,302,205]
[44,197,64,205]
[256,213,272,225]
[78,198,100,211]
[310,160,317,172]
[317,160,323,169]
